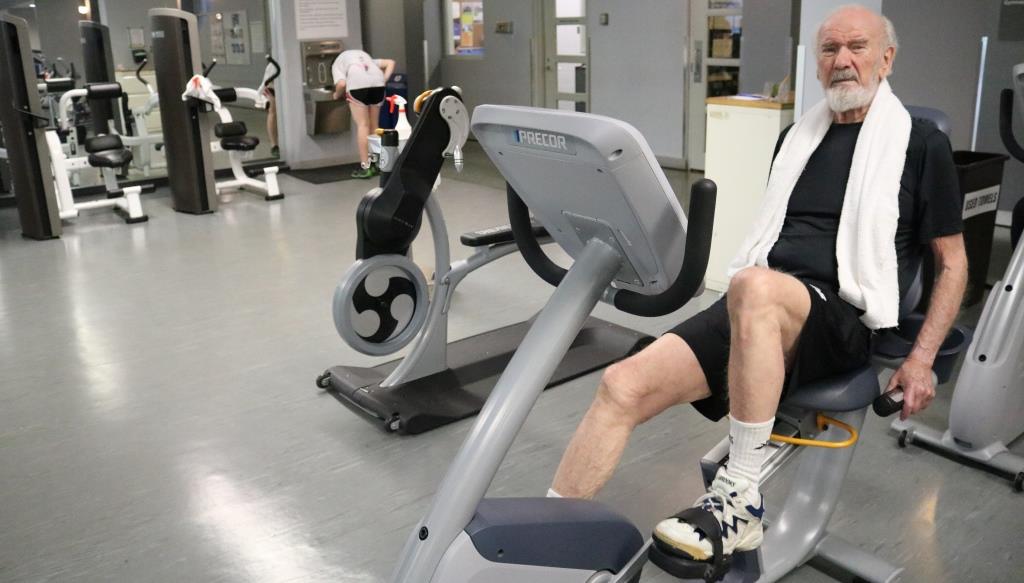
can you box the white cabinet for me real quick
[703,97,793,292]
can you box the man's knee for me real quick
[595,359,655,424]
[727,267,796,327]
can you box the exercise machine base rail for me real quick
[317,316,650,435]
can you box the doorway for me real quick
[535,0,589,112]
[686,0,743,170]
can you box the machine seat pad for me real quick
[85,82,123,100]
[84,134,125,153]
[213,87,238,103]
[88,149,133,168]
[220,136,259,151]
[215,121,248,138]
[466,498,644,573]
[461,221,550,247]
[782,365,879,412]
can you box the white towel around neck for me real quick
[727,79,911,330]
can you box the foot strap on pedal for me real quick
[649,507,730,582]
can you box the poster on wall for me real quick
[225,11,251,65]
[210,17,225,56]
[295,0,348,40]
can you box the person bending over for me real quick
[261,60,279,158]
[548,4,968,566]
[331,49,396,179]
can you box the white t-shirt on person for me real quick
[331,50,386,92]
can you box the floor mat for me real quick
[287,163,371,184]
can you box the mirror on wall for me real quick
[0,0,278,194]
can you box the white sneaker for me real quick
[653,468,765,561]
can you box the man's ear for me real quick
[881,46,896,77]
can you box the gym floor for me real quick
[0,143,1021,582]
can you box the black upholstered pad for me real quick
[214,121,248,138]
[88,149,133,168]
[220,136,259,151]
[213,87,238,103]
[85,134,124,153]
[85,82,123,100]
[782,365,878,412]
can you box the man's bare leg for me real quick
[727,267,811,423]
[652,267,812,560]
[551,334,712,499]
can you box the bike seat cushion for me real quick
[214,121,248,138]
[84,134,124,153]
[782,365,878,412]
[220,136,260,151]
[88,149,133,168]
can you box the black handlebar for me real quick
[613,179,716,316]
[265,55,281,86]
[508,178,717,318]
[507,185,567,287]
[1000,89,1024,164]
[135,58,150,87]
[202,59,217,77]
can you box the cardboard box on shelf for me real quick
[711,37,734,58]
[711,16,731,30]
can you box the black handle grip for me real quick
[872,388,904,417]
[612,178,717,317]
[265,55,281,86]
[135,59,150,86]
[1000,89,1024,164]
[508,184,567,287]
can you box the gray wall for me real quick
[438,0,534,114]
[360,0,407,74]
[883,0,1024,211]
[588,0,686,164]
[269,0,364,168]
[883,0,988,150]
[739,0,795,95]
[97,0,176,72]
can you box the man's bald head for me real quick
[817,5,898,57]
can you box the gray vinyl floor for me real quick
[1,146,1022,583]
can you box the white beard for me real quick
[826,78,878,113]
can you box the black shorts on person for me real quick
[348,86,386,106]
[667,278,872,421]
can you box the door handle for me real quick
[693,41,703,83]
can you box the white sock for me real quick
[726,415,774,492]
[546,488,563,498]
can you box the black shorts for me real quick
[347,87,386,106]
[667,279,872,421]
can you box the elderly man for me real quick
[547,4,968,565]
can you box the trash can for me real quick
[922,151,1009,309]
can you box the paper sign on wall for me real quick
[225,11,251,65]
[295,0,348,40]
[211,18,225,56]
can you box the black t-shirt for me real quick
[766,118,964,300]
